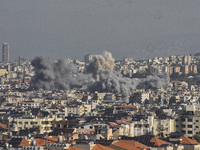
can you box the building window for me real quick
[196,120,199,122]
[176,125,179,128]
[181,118,185,122]
[196,126,199,128]
[188,125,192,128]
[42,121,49,125]
[182,125,186,128]
[188,119,192,122]
[188,131,193,134]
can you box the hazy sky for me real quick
[1,0,200,61]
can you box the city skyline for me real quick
[1,1,200,148]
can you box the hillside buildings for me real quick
[0,53,200,149]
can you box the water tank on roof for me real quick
[9,132,12,137]
[58,136,62,143]
[32,140,36,146]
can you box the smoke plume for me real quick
[88,70,138,102]
[31,51,170,102]
[31,57,55,90]
[138,73,170,90]
[85,51,115,80]
[31,57,96,91]
[88,70,170,102]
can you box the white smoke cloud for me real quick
[85,51,115,80]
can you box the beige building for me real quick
[175,112,200,138]
[8,117,62,132]
[184,55,191,65]
[183,65,190,74]
[0,68,7,76]
[21,100,40,108]
[153,118,175,137]
[65,105,85,116]
[191,64,198,74]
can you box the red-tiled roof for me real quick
[179,136,199,145]
[29,137,58,146]
[92,144,114,150]
[108,122,122,128]
[113,140,149,150]
[108,122,115,127]
[150,138,172,146]
[97,112,105,115]
[122,122,129,125]
[34,139,46,146]
[44,137,58,142]
[18,139,30,147]
[115,120,121,124]
[0,123,7,129]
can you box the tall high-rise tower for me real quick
[2,43,10,63]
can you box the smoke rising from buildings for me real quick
[31,57,79,90]
[92,69,138,102]
[137,73,170,90]
[89,70,170,102]
[31,56,55,90]
[31,51,170,102]
[85,51,115,80]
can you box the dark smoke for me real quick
[31,57,55,90]
[88,70,170,102]
[31,52,170,102]
[53,59,77,90]
[31,57,95,91]
[70,73,95,90]
[138,73,170,90]
[88,70,138,102]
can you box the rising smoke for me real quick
[31,57,75,90]
[137,73,170,90]
[89,69,139,102]
[31,56,55,90]
[85,51,115,80]
[31,51,170,102]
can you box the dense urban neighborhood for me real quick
[1,50,200,150]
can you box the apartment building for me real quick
[8,117,62,132]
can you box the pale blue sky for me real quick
[1,0,200,61]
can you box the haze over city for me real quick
[1,0,200,61]
[2,1,200,149]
